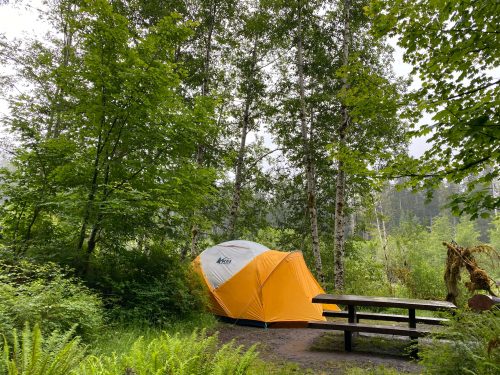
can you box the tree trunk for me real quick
[350,211,356,237]
[334,0,351,292]
[86,156,111,257]
[190,1,217,257]
[492,179,498,217]
[190,225,199,258]
[227,99,249,238]
[334,163,346,291]
[227,39,258,238]
[17,205,41,255]
[375,202,391,285]
[48,1,74,139]
[297,3,324,284]
[77,126,103,252]
[85,121,125,267]
[12,202,27,253]
[77,162,99,252]
[201,1,216,97]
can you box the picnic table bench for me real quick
[308,294,456,355]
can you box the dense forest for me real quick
[0,0,498,374]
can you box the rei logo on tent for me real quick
[216,256,232,265]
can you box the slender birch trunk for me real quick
[297,2,324,284]
[492,178,498,217]
[190,1,217,257]
[228,39,258,238]
[334,0,351,291]
[13,202,26,253]
[350,211,356,237]
[375,202,391,283]
[226,102,248,238]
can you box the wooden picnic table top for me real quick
[312,294,456,311]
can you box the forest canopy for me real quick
[0,0,498,320]
[369,0,499,219]
[0,1,499,374]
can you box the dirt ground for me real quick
[215,323,423,374]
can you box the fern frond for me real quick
[0,335,9,374]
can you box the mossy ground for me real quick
[311,331,417,357]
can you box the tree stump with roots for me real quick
[443,241,498,306]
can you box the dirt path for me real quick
[215,323,423,374]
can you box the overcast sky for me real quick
[0,0,431,158]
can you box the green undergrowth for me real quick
[419,310,500,374]
[0,260,104,341]
[91,313,217,356]
[87,320,309,374]
[80,330,259,375]
[0,322,307,375]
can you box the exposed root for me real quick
[443,241,498,306]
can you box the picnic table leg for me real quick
[345,305,356,351]
[409,308,418,358]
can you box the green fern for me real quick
[420,310,500,375]
[0,323,85,375]
[212,342,259,375]
[78,328,260,375]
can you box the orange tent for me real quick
[193,240,339,326]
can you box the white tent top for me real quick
[199,240,270,289]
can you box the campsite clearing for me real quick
[215,322,423,374]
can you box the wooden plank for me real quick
[323,310,448,325]
[409,308,418,357]
[408,308,417,339]
[308,321,431,337]
[345,305,356,351]
[313,294,456,311]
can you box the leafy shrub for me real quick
[0,323,85,375]
[344,240,392,296]
[420,310,500,375]
[0,260,104,340]
[87,245,209,325]
[253,227,299,252]
[386,217,449,301]
[405,252,444,300]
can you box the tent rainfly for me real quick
[193,240,339,326]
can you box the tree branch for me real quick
[433,79,500,103]
[387,155,492,179]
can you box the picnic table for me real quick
[309,294,456,355]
